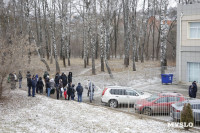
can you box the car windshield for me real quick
[146,95,159,102]
[135,90,144,95]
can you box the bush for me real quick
[181,103,194,130]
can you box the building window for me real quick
[188,62,200,82]
[189,22,200,39]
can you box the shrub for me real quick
[180,103,194,130]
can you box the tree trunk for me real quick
[122,0,130,67]
[100,2,105,72]
[25,0,50,71]
[43,0,49,60]
[131,0,137,71]
[160,0,169,74]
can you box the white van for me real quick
[101,86,151,108]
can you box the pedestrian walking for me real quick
[76,83,83,102]
[50,78,55,94]
[18,71,23,89]
[64,88,67,100]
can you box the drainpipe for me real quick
[179,12,183,82]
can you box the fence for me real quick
[70,66,200,127]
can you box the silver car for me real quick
[170,99,200,122]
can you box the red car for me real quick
[134,92,185,115]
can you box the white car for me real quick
[101,86,151,108]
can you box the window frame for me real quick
[188,21,200,40]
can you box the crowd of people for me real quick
[8,70,96,103]
[25,71,84,102]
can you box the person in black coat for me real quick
[191,81,198,98]
[27,76,32,96]
[26,71,31,87]
[61,73,68,88]
[45,75,49,94]
[37,77,44,94]
[67,82,72,100]
[68,72,72,84]
[55,72,60,87]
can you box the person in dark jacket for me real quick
[27,76,32,96]
[35,74,39,93]
[43,71,49,80]
[68,72,72,84]
[76,83,83,102]
[37,77,44,94]
[71,84,75,100]
[191,81,198,98]
[67,82,72,100]
[57,79,63,100]
[31,76,37,97]
[45,75,49,93]
[46,78,51,97]
[61,73,68,88]
[26,71,31,87]
[55,72,60,86]
[18,71,23,88]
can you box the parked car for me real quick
[101,86,151,108]
[135,92,185,115]
[171,99,200,122]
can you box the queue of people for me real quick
[8,70,95,103]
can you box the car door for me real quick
[167,96,180,113]
[110,89,126,104]
[125,89,140,104]
[153,97,168,114]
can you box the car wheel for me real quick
[143,108,152,116]
[109,100,118,108]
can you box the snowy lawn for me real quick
[0,89,195,133]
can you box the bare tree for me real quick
[25,0,50,71]
[45,0,60,72]
[122,0,130,67]
[160,0,169,74]
[131,0,137,71]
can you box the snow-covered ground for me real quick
[0,89,195,133]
